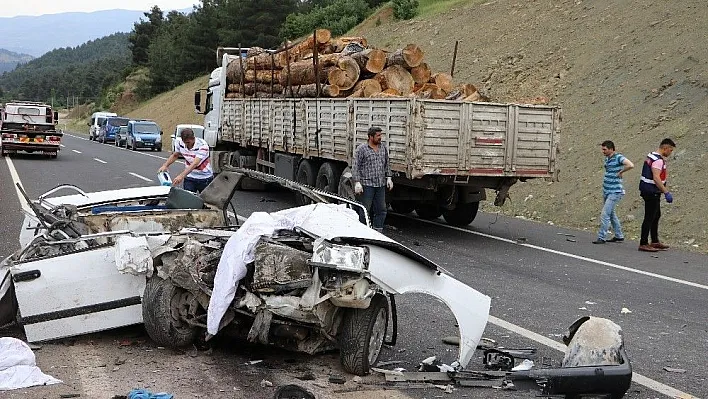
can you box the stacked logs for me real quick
[225,29,489,102]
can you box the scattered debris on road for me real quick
[663,366,687,373]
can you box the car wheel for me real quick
[390,201,415,214]
[442,202,480,226]
[295,160,317,206]
[315,162,343,194]
[339,294,388,376]
[142,277,199,348]
[415,204,443,220]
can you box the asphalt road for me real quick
[1,133,706,399]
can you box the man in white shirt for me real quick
[158,128,214,193]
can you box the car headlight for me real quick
[135,137,142,141]
[311,239,368,272]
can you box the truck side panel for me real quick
[219,98,559,180]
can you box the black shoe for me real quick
[592,239,606,244]
[609,237,624,243]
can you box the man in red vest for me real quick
[638,138,675,252]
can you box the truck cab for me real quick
[1,101,62,158]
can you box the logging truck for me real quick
[195,45,561,226]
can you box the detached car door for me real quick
[11,245,146,342]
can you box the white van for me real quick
[88,111,117,141]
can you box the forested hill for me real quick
[0,33,130,105]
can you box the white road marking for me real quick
[488,316,697,399]
[129,172,153,182]
[60,144,66,148]
[72,149,82,154]
[4,157,32,213]
[65,133,181,163]
[395,213,708,291]
[93,158,107,164]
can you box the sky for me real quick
[0,0,197,18]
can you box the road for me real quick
[1,133,706,399]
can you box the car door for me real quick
[11,245,146,342]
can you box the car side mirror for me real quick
[160,131,163,136]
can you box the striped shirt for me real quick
[175,137,213,180]
[603,153,627,195]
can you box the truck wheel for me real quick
[337,166,356,201]
[316,162,343,194]
[295,160,317,205]
[339,294,388,376]
[442,202,480,226]
[390,201,415,214]
[415,205,443,220]
[142,277,198,348]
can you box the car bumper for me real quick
[2,143,60,152]
[134,141,161,150]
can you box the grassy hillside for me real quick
[124,0,708,251]
[126,75,207,148]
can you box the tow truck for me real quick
[1,101,62,158]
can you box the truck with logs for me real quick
[195,32,561,226]
[1,101,62,158]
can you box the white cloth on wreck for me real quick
[207,203,360,335]
[0,337,62,390]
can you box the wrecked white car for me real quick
[0,168,491,376]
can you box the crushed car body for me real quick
[0,168,491,375]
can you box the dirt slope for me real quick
[354,0,708,251]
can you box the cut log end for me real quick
[377,65,415,96]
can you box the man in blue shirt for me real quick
[593,140,634,244]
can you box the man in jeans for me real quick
[158,128,214,193]
[593,141,634,244]
[353,126,393,232]
[638,138,675,252]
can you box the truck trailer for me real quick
[195,49,561,226]
[1,101,62,158]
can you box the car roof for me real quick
[176,124,204,129]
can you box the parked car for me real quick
[97,116,129,144]
[125,120,162,151]
[114,126,129,147]
[0,169,490,376]
[170,124,205,154]
[88,111,117,141]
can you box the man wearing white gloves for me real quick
[353,126,393,232]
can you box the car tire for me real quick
[442,202,480,226]
[315,162,343,194]
[339,294,388,376]
[415,204,443,220]
[390,201,415,214]
[295,160,317,206]
[142,277,198,348]
[337,166,356,201]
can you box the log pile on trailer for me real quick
[225,29,492,102]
